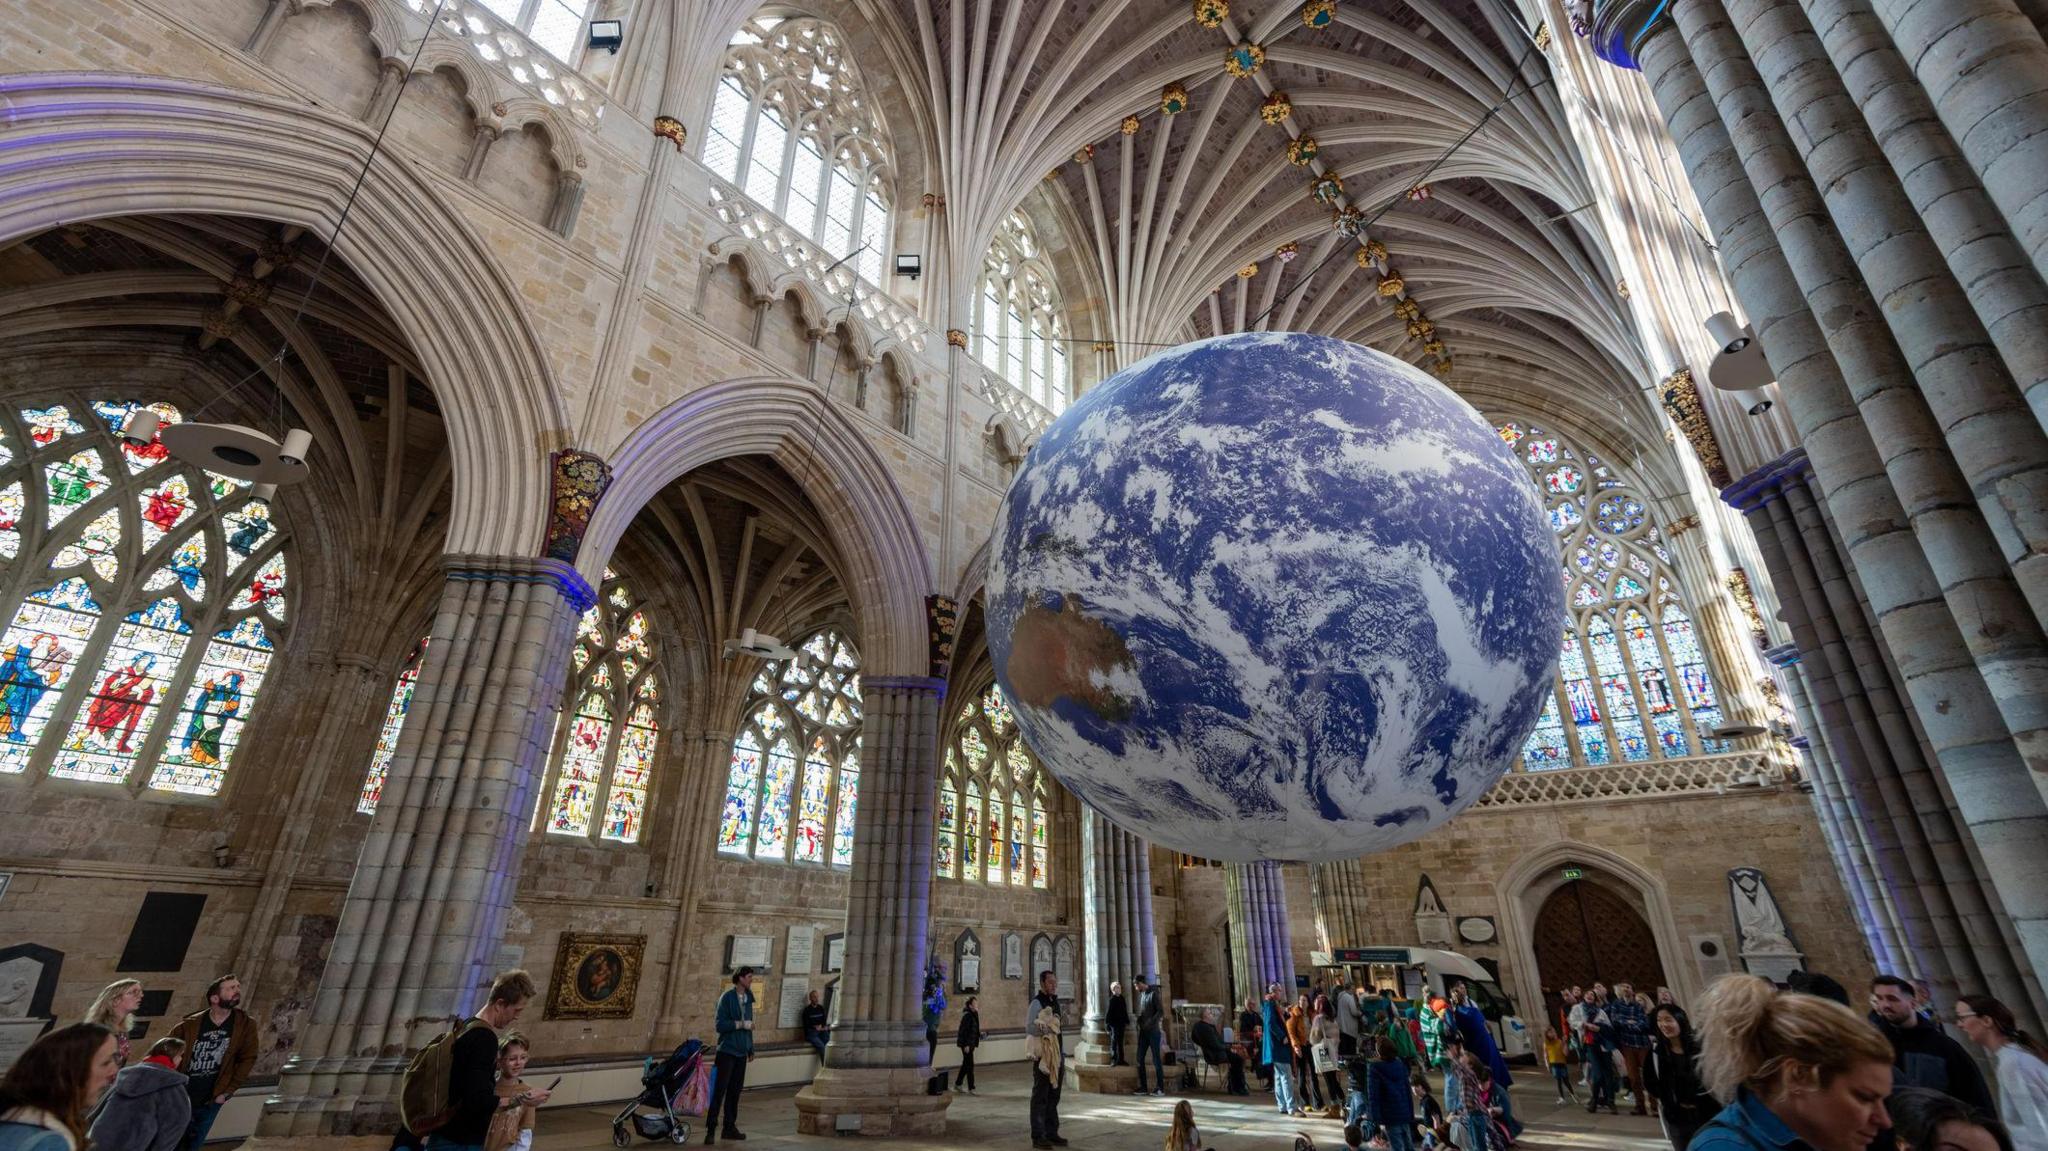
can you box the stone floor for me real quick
[534,1063,1675,1151]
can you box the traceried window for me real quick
[528,569,660,843]
[355,636,429,814]
[937,684,1048,887]
[703,17,894,285]
[472,0,594,64]
[976,212,1070,412]
[1496,420,1728,769]
[718,630,863,867]
[0,398,290,797]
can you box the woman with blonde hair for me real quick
[1688,974,1894,1151]
[1163,1098,1209,1151]
[82,981,143,1068]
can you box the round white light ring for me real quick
[1707,339,1774,392]
[159,422,312,485]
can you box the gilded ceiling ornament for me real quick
[1237,263,1260,278]
[1364,238,1387,262]
[1533,21,1553,50]
[1407,318,1435,340]
[1121,114,1142,135]
[1311,172,1345,206]
[223,274,272,309]
[1726,566,1769,649]
[1393,299,1421,321]
[947,329,969,348]
[1260,91,1293,124]
[1424,338,1446,356]
[1161,83,1191,114]
[1354,247,1375,268]
[1286,135,1319,166]
[1659,367,1733,488]
[1378,272,1405,298]
[1225,42,1265,77]
[1616,277,1631,298]
[652,115,688,152]
[1407,183,1433,200]
[1092,341,1117,353]
[1432,358,1453,377]
[1333,205,1365,236]
[1193,0,1228,28]
[1075,144,1095,163]
[1301,0,1337,28]
[1045,169,1061,181]
[921,192,938,208]
[1275,241,1300,262]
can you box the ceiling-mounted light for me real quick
[119,409,161,448]
[1735,387,1775,417]
[1705,311,1774,394]
[158,422,313,485]
[587,19,623,54]
[722,627,796,661]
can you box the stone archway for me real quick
[1496,841,1694,1023]
[0,73,567,557]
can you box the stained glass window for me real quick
[356,638,428,814]
[712,17,893,276]
[0,397,292,794]
[717,629,863,866]
[524,569,662,842]
[1495,417,1728,768]
[938,772,959,878]
[939,683,1053,886]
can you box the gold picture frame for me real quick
[544,933,645,1020]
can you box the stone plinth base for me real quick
[794,1066,950,1136]
[1067,1058,1140,1093]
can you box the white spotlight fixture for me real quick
[119,409,161,448]
[1735,387,1775,417]
[1705,311,1750,355]
[158,422,314,485]
[722,628,796,661]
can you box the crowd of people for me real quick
[3,964,2046,1151]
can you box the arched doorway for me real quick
[1533,878,1670,1016]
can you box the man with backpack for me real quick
[401,969,545,1150]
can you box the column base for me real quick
[793,1066,951,1136]
[1066,1058,1141,1093]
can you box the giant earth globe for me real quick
[984,332,1565,862]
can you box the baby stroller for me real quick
[611,1038,709,1146]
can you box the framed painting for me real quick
[544,933,645,1020]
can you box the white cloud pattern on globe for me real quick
[985,332,1565,862]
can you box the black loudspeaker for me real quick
[926,1069,950,1095]
[117,892,208,972]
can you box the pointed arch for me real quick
[584,378,935,676]
[1495,840,1694,1018]
[0,74,569,556]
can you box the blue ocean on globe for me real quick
[984,332,1565,862]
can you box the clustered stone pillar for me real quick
[1310,859,1370,954]
[1226,861,1295,1009]
[1070,810,1158,1092]
[256,557,590,1141]
[1596,0,2048,1028]
[794,676,952,1135]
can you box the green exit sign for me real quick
[1562,866,1584,881]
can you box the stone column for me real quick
[1627,4,2048,997]
[1796,0,2048,433]
[795,676,951,1136]
[255,557,589,1140]
[1070,811,1157,1092]
[1718,0,2048,744]
[1862,0,2048,286]
[1310,860,1370,954]
[1226,861,1294,1007]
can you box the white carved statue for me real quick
[1729,868,1796,954]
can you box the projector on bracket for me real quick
[722,628,796,662]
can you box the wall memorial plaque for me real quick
[777,978,810,1030]
[785,926,815,974]
[1003,932,1023,980]
[726,935,772,973]
[823,933,846,973]
[955,929,982,992]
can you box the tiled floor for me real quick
[537,1063,1676,1151]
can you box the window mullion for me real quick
[588,676,630,843]
[734,92,763,191]
[1650,596,1703,756]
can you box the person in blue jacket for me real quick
[1447,985,1521,1137]
[703,967,755,1145]
[1368,1037,1418,1151]
[1688,975,1894,1151]
[1262,984,1301,1116]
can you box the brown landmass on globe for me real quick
[1005,594,1134,721]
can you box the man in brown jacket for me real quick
[167,973,256,1150]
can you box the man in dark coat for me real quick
[1869,976,1993,1114]
[1131,975,1165,1096]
